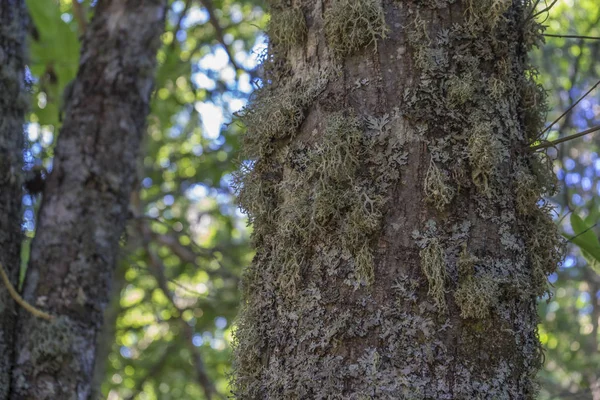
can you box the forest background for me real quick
[18,0,600,398]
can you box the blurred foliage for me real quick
[532,0,600,398]
[23,0,266,398]
[21,0,600,399]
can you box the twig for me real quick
[539,78,600,137]
[170,0,193,50]
[531,0,559,20]
[72,0,87,36]
[124,346,172,400]
[530,125,600,151]
[543,33,600,41]
[199,0,241,71]
[142,225,221,400]
[0,263,53,321]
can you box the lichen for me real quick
[419,238,447,312]
[324,0,388,59]
[268,8,307,49]
[424,159,454,211]
[467,115,503,196]
[232,1,563,397]
[455,274,500,319]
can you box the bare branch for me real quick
[543,33,600,41]
[142,225,222,400]
[539,78,600,137]
[170,0,193,50]
[199,0,242,71]
[530,125,600,151]
[71,0,87,36]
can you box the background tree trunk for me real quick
[0,2,27,399]
[233,1,563,398]
[9,1,167,399]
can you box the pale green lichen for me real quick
[419,238,447,312]
[467,116,503,196]
[455,275,500,319]
[424,159,455,211]
[465,0,511,29]
[324,0,388,59]
[268,8,307,49]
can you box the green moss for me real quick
[324,0,388,59]
[419,238,447,312]
[268,8,307,49]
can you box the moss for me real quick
[424,159,455,211]
[419,238,447,312]
[324,0,387,59]
[268,8,307,49]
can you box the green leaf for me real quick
[565,213,600,274]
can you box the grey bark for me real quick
[9,1,167,399]
[233,1,562,399]
[0,2,27,399]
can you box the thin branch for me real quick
[170,0,193,50]
[71,0,87,36]
[530,125,600,151]
[544,33,600,41]
[124,346,172,400]
[531,0,559,20]
[567,222,600,242]
[539,78,600,137]
[0,263,53,321]
[142,226,221,400]
[199,0,241,71]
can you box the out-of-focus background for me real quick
[21,1,599,398]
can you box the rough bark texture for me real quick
[9,1,166,399]
[233,0,563,399]
[0,2,27,399]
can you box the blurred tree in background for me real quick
[14,0,600,398]
[533,1,600,399]
[23,0,262,398]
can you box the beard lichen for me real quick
[324,0,388,59]
[267,7,307,49]
[419,238,447,312]
[424,159,455,211]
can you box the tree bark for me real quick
[9,1,167,399]
[233,1,563,399]
[0,2,27,399]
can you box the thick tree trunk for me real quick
[9,2,166,399]
[233,1,563,399]
[0,2,27,399]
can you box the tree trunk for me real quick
[233,1,563,399]
[9,1,166,399]
[0,2,27,399]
